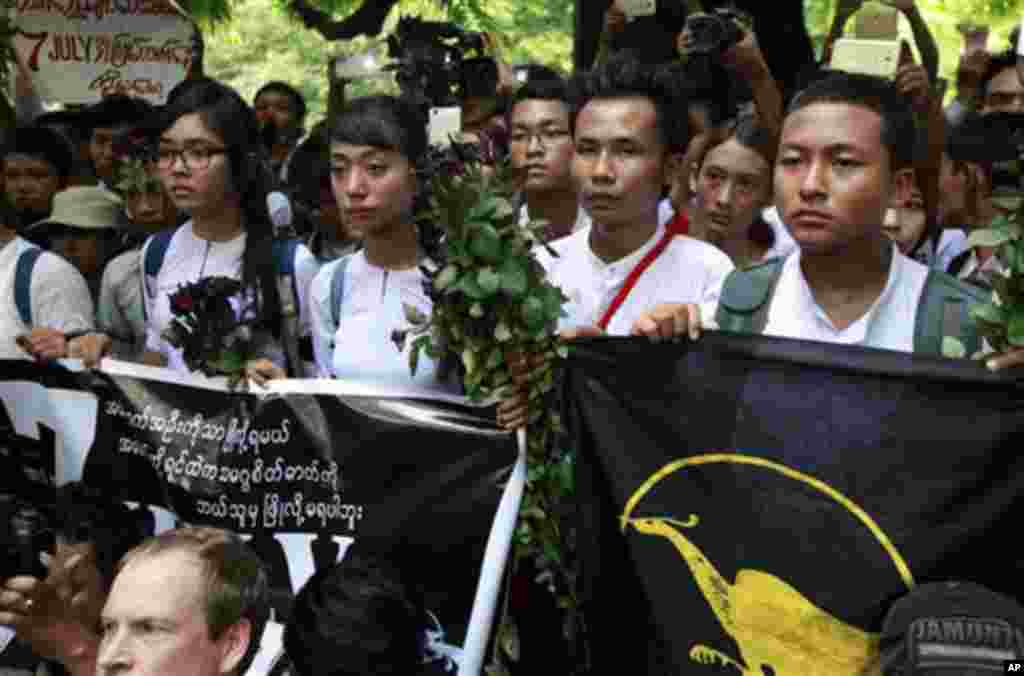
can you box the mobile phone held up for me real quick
[428,107,462,149]
[831,38,904,79]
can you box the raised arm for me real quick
[883,0,939,82]
[723,28,783,140]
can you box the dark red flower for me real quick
[112,127,152,163]
[477,118,510,164]
[171,291,194,314]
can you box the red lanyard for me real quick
[666,210,689,236]
[596,231,675,331]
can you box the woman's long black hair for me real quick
[156,79,283,336]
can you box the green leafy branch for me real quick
[397,149,583,672]
[400,158,568,402]
[1,0,18,94]
[964,208,1024,354]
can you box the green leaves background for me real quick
[967,211,1024,351]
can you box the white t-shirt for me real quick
[704,246,930,353]
[142,222,319,373]
[0,236,94,360]
[539,222,735,336]
[309,252,461,395]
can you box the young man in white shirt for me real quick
[630,72,1024,371]
[498,55,734,428]
[548,54,733,332]
[509,73,589,243]
[0,195,94,361]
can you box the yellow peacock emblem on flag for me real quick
[621,453,916,676]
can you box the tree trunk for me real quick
[573,0,606,73]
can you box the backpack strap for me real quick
[271,238,300,308]
[14,246,43,327]
[946,249,973,279]
[329,254,352,331]
[271,238,303,377]
[714,257,786,334]
[141,229,176,321]
[914,269,989,357]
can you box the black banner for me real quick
[0,360,517,673]
[567,333,1024,675]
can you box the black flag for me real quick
[566,333,1024,675]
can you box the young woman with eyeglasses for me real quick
[70,80,320,380]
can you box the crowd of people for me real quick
[3,0,1024,673]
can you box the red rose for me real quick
[171,291,194,314]
[477,120,509,164]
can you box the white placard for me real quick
[11,0,195,104]
[1018,19,1024,57]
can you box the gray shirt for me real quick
[97,248,146,361]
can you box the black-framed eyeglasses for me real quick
[156,146,227,172]
[509,128,571,147]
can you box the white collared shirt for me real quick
[520,197,675,242]
[519,203,591,236]
[541,222,734,336]
[142,222,319,373]
[760,205,800,261]
[705,246,929,353]
[308,251,461,395]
